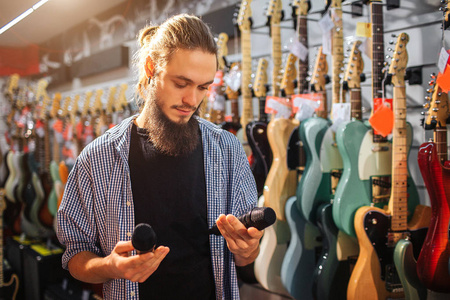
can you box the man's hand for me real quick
[107,241,170,283]
[215,214,263,266]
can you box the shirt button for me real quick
[126,201,131,206]
[130,291,135,297]
[127,232,131,237]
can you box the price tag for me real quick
[292,95,321,121]
[290,39,308,62]
[265,96,292,119]
[438,47,450,74]
[330,103,350,132]
[369,102,394,137]
[356,22,371,38]
[319,12,335,33]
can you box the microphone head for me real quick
[249,207,276,230]
[132,223,157,253]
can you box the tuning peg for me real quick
[438,92,443,97]
[420,111,426,116]
[426,88,433,93]
[430,73,436,78]
[391,34,398,38]
[389,40,395,45]
[428,80,435,86]
[423,102,430,108]
[387,47,394,52]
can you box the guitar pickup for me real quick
[371,145,390,152]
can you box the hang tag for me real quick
[290,39,309,62]
[437,70,450,93]
[369,103,394,137]
[319,12,335,33]
[212,94,226,111]
[322,30,332,56]
[330,103,351,132]
[438,47,450,74]
[292,95,321,121]
[265,96,292,119]
[356,22,371,38]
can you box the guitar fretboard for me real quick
[350,89,362,120]
[271,24,282,97]
[297,16,309,93]
[434,128,448,164]
[241,29,253,133]
[331,8,344,106]
[390,86,408,232]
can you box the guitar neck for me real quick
[230,98,240,125]
[317,91,328,119]
[350,89,362,120]
[389,85,408,232]
[434,127,448,164]
[271,24,282,97]
[371,2,385,100]
[259,96,268,122]
[331,8,344,105]
[297,15,309,93]
[241,29,253,131]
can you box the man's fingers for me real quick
[114,241,135,254]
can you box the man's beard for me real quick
[140,84,201,157]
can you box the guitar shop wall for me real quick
[223,0,450,207]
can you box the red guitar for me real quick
[416,78,450,293]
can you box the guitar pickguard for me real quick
[320,127,342,172]
[358,130,392,180]
[363,210,427,293]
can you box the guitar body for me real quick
[348,205,430,300]
[416,142,450,292]
[281,196,321,300]
[394,239,427,300]
[48,160,61,216]
[246,121,272,196]
[0,272,19,300]
[4,152,17,203]
[334,122,420,237]
[314,203,353,300]
[254,196,290,295]
[0,150,9,188]
[264,118,299,221]
[296,117,330,224]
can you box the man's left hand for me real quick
[215,214,263,266]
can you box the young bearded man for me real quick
[56,14,262,299]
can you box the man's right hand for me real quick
[107,241,170,283]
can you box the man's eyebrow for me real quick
[173,75,214,86]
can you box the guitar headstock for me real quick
[106,86,117,115]
[424,76,450,129]
[114,84,129,113]
[50,93,62,120]
[70,94,81,124]
[61,96,72,119]
[441,0,450,30]
[35,79,49,103]
[267,0,283,24]
[6,73,19,99]
[388,33,409,87]
[238,0,253,32]
[327,0,343,9]
[343,40,364,89]
[81,91,93,118]
[93,89,104,116]
[253,58,268,98]
[292,0,311,16]
[217,33,229,71]
[310,46,328,92]
[280,53,298,96]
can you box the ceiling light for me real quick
[0,0,51,35]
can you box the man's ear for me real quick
[144,56,155,79]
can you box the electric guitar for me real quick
[236,0,253,157]
[332,0,420,237]
[208,33,228,124]
[246,58,272,196]
[347,33,430,300]
[222,62,242,136]
[415,78,450,293]
[294,0,311,94]
[0,188,19,300]
[311,40,365,300]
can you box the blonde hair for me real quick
[134,14,218,103]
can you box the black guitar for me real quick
[246,58,273,196]
[0,188,19,300]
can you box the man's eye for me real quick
[199,86,208,91]
[175,83,186,88]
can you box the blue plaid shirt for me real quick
[56,115,257,300]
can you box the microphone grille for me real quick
[250,207,276,230]
[132,223,157,252]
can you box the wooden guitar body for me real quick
[0,273,19,300]
[4,152,17,203]
[333,121,420,237]
[264,118,299,221]
[246,121,272,196]
[281,196,321,300]
[393,239,427,300]
[296,117,330,224]
[348,205,430,300]
[416,142,450,292]
[48,160,61,216]
[254,196,290,295]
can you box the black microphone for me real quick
[209,207,276,236]
[132,223,157,254]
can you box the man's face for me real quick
[153,49,217,123]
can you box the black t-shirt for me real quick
[129,123,215,299]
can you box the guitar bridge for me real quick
[371,145,390,152]
[385,264,404,293]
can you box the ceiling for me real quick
[0,0,128,47]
